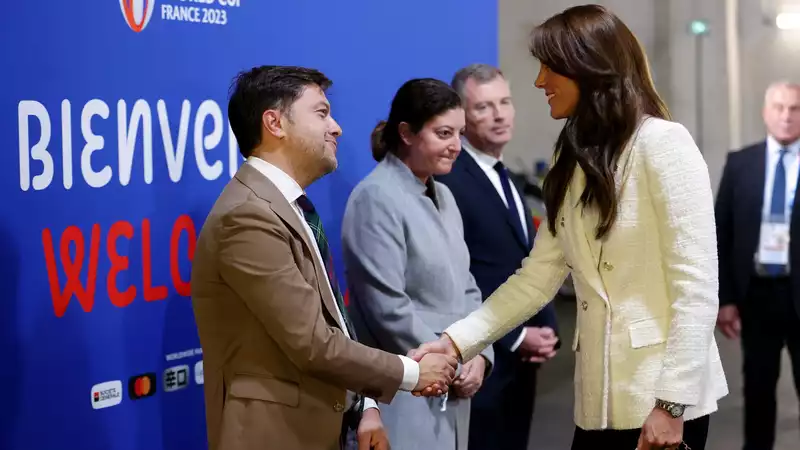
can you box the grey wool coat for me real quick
[341,153,494,450]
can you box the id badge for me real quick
[757,221,790,265]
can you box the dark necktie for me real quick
[766,148,789,275]
[771,148,788,218]
[295,195,356,337]
[493,161,526,244]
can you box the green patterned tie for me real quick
[296,195,356,337]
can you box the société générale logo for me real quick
[91,380,123,410]
[120,0,241,32]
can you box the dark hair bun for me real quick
[371,120,388,162]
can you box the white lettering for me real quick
[194,100,223,181]
[62,100,73,189]
[18,98,236,191]
[18,100,53,191]
[118,99,153,186]
[165,348,198,361]
[158,100,191,183]
[218,0,240,7]
[162,4,201,22]
[81,99,112,188]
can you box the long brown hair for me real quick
[531,5,670,239]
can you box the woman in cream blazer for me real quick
[411,6,728,450]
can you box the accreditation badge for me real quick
[757,221,791,265]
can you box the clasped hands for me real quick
[519,326,558,363]
[407,334,467,397]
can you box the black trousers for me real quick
[468,360,538,450]
[740,277,800,450]
[571,415,710,450]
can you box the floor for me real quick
[527,297,799,449]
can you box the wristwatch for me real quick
[654,399,686,418]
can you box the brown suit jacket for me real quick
[191,163,405,450]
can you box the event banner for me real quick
[0,1,496,449]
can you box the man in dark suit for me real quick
[436,64,560,450]
[716,81,800,450]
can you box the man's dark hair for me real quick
[228,66,332,158]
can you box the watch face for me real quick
[670,404,684,417]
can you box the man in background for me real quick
[436,63,560,449]
[716,81,800,450]
[191,65,457,450]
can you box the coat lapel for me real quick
[750,142,768,220]
[566,169,609,304]
[522,199,535,250]
[566,121,642,304]
[233,164,344,329]
[459,151,529,250]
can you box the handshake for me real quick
[407,335,462,397]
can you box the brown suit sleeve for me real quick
[217,201,404,403]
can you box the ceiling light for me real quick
[776,12,800,30]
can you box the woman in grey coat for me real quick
[341,78,494,450]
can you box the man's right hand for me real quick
[717,304,741,339]
[413,353,457,396]
[519,326,558,362]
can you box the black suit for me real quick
[716,141,800,450]
[437,150,559,450]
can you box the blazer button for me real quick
[333,402,345,413]
[560,217,565,227]
[581,301,588,311]
[602,261,614,271]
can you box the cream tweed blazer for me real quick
[444,117,729,430]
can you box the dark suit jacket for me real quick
[436,150,559,373]
[716,140,800,313]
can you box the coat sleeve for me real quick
[341,187,441,355]
[217,201,404,403]
[714,152,737,307]
[444,217,570,362]
[640,121,720,406]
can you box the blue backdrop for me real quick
[0,1,497,449]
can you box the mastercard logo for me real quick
[128,373,157,400]
[119,0,156,33]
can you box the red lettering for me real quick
[42,225,101,318]
[170,215,196,296]
[344,288,350,307]
[107,221,136,308]
[44,214,199,316]
[142,219,168,302]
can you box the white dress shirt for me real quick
[461,138,529,352]
[762,135,800,218]
[246,157,420,410]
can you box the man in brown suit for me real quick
[191,66,457,450]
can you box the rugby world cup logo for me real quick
[119,0,156,32]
